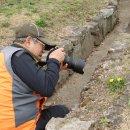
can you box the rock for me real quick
[46,117,94,130]
[100,8,114,19]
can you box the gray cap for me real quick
[15,22,56,50]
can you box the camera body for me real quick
[47,47,85,74]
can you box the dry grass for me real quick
[0,0,110,48]
[116,107,130,130]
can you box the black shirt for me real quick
[11,44,60,97]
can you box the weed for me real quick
[0,35,5,39]
[0,6,15,16]
[99,117,109,126]
[7,0,18,5]
[111,63,115,67]
[107,77,125,92]
[6,8,14,16]
[28,1,35,5]
[25,13,32,16]
[31,8,38,13]
[35,18,46,27]
[24,3,33,9]
[1,22,10,28]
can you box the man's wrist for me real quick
[47,58,60,68]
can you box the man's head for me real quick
[14,22,56,58]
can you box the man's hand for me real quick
[60,63,68,71]
[49,48,65,63]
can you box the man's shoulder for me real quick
[12,49,33,62]
[13,49,27,58]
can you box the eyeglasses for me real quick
[32,38,45,48]
[15,37,45,49]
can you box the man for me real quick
[0,23,69,130]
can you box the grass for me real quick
[0,21,10,28]
[0,0,109,26]
[0,35,5,39]
[35,17,46,27]
[99,117,109,126]
[107,77,126,92]
[0,0,110,42]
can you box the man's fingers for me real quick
[59,48,64,52]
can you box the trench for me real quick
[46,0,130,110]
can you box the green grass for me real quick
[107,77,126,92]
[31,8,39,13]
[0,6,14,16]
[0,0,109,25]
[99,117,109,126]
[0,0,39,15]
[35,17,47,27]
[0,0,110,42]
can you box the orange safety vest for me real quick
[0,46,46,130]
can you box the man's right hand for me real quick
[49,48,65,63]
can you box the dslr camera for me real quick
[46,47,85,74]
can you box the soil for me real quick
[1,0,130,129]
[46,0,130,129]
[0,0,110,49]
[116,107,130,130]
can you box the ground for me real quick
[1,0,130,129]
[45,0,130,129]
[0,0,110,49]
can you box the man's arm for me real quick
[11,51,60,97]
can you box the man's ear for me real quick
[24,36,33,47]
[25,36,32,44]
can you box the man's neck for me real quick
[12,43,41,63]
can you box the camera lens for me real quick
[64,56,85,74]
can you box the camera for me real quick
[63,56,85,74]
[46,47,85,74]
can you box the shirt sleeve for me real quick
[11,50,60,97]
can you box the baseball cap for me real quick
[15,22,56,50]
